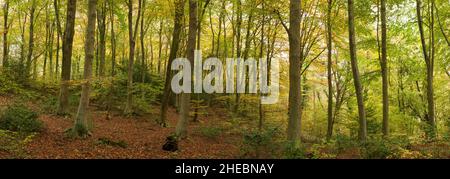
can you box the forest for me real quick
[0,0,449,159]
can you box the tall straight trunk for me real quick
[97,0,106,77]
[235,1,254,112]
[140,0,146,83]
[233,0,242,112]
[57,0,77,115]
[160,0,185,127]
[2,0,9,68]
[55,31,60,80]
[49,21,55,81]
[54,0,63,81]
[416,0,436,139]
[287,0,302,143]
[326,0,334,140]
[109,0,116,76]
[157,21,163,74]
[106,0,116,120]
[258,1,265,131]
[380,0,389,137]
[44,6,50,82]
[73,0,97,137]
[176,0,197,139]
[347,0,367,142]
[124,0,142,115]
[26,0,36,79]
[19,14,27,78]
[197,0,211,49]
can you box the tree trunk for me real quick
[54,0,62,81]
[97,0,106,77]
[160,0,185,127]
[347,0,367,142]
[416,0,436,139]
[73,0,97,138]
[124,0,142,115]
[326,0,334,140]
[176,0,197,139]
[235,1,254,113]
[26,0,36,80]
[157,20,163,74]
[140,0,146,83]
[287,0,302,143]
[380,0,389,137]
[106,0,116,120]
[234,0,242,113]
[2,0,9,68]
[57,0,77,115]
[258,1,265,131]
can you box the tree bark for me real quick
[176,0,197,139]
[416,0,436,139]
[26,0,36,79]
[347,0,367,142]
[97,0,106,77]
[326,0,334,140]
[57,0,77,115]
[2,0,9,68]
[380,0,389,137]
[73,0,97,137]
[287,0,302,143]
[124,0,142,115]
[160,0,185,127]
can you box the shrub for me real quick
[0,129,35,158]
[361,139,392,159]
[40,96,58,114]
[361,136,413,159]
[199,126,223,139]
[90,71,164,114]
[333,134,359,153]
[241,127,282,159]
[0,104,43,133]
[282,142,307,159]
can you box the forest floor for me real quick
[1,95,450,159]
[0,96,241,159]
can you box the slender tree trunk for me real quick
[57,0,78,115]
[176,0,197,139]
[140,0,146,83]
[326,0,334,140]
[19,14,27,78]
[54,0,62,81]
[2,0,9,68]
[160,0,185,127]
[26,0,36,80]
[124,0,142,115]
[73,0,97,137]
[347,0,367,142]
[287,0,302,143]
[157,20,163,74]
[416,0,436,139]
[258,1,265,131]
[44,6,50,83]
[49,21,55,81]
[234,0,242,112]
[106,0,116,120]
[380,0,389,137]
[235,1,254,113]
[97,0,106,77]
